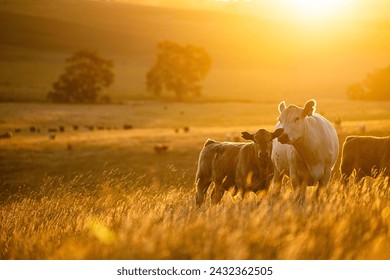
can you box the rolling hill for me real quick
[1,0,390,101]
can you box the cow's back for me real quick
[196,139,244,183]
[341,136,390,177]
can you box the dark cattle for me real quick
[195,128,284,206]
[340,136,390,183]
[154,144,169,154]
[123,124,133,130]
[0,132,12,139]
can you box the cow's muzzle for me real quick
[257,152,270,166]
[258,152,269,159]
[278,133,290,144]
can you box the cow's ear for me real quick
[302,99,316,117]
[272,128,284,139]
[241,132,254,141]
[278,101,286,113]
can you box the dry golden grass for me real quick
[1,171,389,260]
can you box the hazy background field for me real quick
[1,99,390,191]
[2,0,390,102]
[1,0,390,260]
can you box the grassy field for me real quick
[0,100,390,259]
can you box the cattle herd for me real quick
[0,124,135,140]
[195,99,390,206]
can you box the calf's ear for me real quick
[241,132,254,141]
[278,101,286,113]
[272,128,284,139]
[302,99,316,117]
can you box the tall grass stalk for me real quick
[1,172,389,259]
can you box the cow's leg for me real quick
[195,177,211,207]
[211,185,225,204]
[316,168,331,198]
[290,174,301,191]
[290,174,307,204]
[298,181,307,204]
[340,161,353,185]
[355,168,366,183]
[271,170,283,196]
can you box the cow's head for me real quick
[241,128,284,162]
[277,99,316,144]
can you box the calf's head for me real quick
[277,99,316,144]
[241,128,284,162]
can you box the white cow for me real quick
[271,99,339,198]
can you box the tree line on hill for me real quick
[48,40,389,103]
[47,40,211,103]
[347,66,390,101]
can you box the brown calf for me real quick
[195,128,284,206]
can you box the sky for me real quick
[118,0,390,20]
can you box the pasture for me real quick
[1,100,390,259]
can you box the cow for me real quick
[0,132,12,139]
[340,135,390,183]
[195,128,284,206]
[154,144,169,154]
[271,99,339,200]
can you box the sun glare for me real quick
[281,0,352,20]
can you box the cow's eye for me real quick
[294,117,300,122]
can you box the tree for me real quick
[347,65,390,101]
[48,49,114,103]
[146,41,212,100]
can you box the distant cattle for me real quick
[272,99,339,199]
[48,128,58,133]
[0,132,12,139]
[123,124,133,130]
[195,128,284,206]
[225,133,240,142]
[154,144,169,154]
[340,136,390,183]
